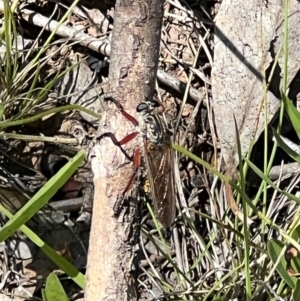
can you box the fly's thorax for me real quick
[143,114,169,146]
[137,100,170,146]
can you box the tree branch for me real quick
[85,1,164,300]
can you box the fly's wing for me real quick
[144,141,176,228]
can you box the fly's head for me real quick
[136,100,161,117]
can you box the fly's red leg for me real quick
[113,146,141,216]
[118,132,138,145]
[98,132,138,161]
[104,96,139,127]
[98,96,141,216]
[102,132,138,146]
[98,97,139,160]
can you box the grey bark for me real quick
[212,0,300,169]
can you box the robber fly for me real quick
[137,100,176,229]
[102,97,176,229]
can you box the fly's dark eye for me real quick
[137,102,149,113]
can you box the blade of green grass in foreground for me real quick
[293,280,300,301]
[173,143,300,252]
[244,157,300,206]
[0,105,101,131]
[233,116,252,301]
[0,150,85,242]
[0,204,85,288]
[175,137,300,211]
[43,272,71,301]
[272,128,300,163]
[267,239,296,289]
[172,143,228,182]
[282,93,300,140]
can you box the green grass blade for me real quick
[41,244,85,289]
[233,116,252,301]
[272,128,300,163]
[0,104,4,121]
[282,93,300,140]
[267,239,296,289]
[0,150,85,242]
[4,0,12,86]
[0,204,85,288]
[244,157,300,206]
[293,280,300,301]
[174,143,300,248]
[0,104,101,130]
[172,143,228,182]
[44,273,70,301]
